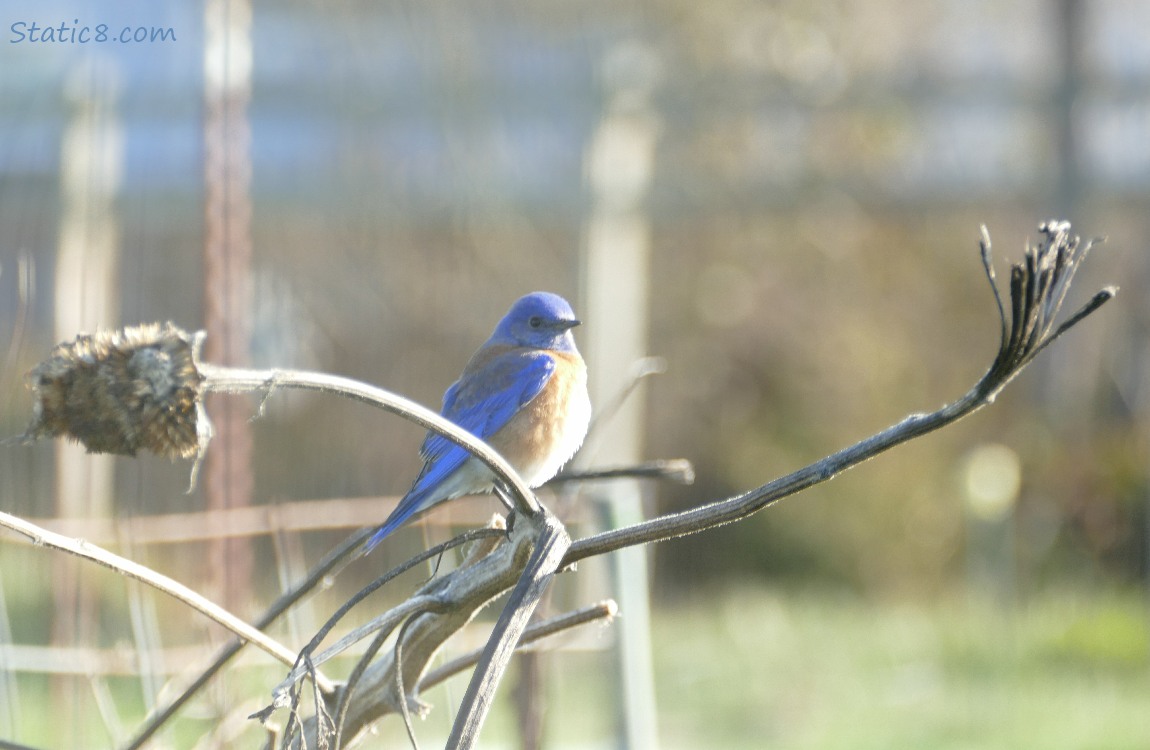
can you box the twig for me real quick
[446,509,571,748]
[418,600,618,690]
[16,328,540,519]
[389,614,426,750]
[562,221,1115,566]
[0,510,332,693]
[248,529,502,741]
[201,366,540,520]
[288,519,539,747]
[123,527,373,750]
[550,459,695,486]
[583,356,666,442]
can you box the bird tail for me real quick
[360,513,408,556]
[360,456,474,555]
[360,482,435,556]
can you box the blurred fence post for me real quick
[52,56,122,746]
[581,42,662,749]
[1054,0,1083,218]
[203,0,255,617]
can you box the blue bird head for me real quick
[489,292,581,352]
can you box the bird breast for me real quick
[489,351,590,487]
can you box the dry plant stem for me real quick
[583,355,666,441]
[327,629,395,750]
[287,521,540,749]
[336,527,508,748]
[563,223,1114,566]
[265,528,504,712]
[12,221,1100,748]
[565,391,980,564]
[418,600,618,690]
[447,509,571,748]
[0,510,331,693]
[200,365,539,518]
[279,594,441,692]
[393,618,424,750]
[122,527,374,750]
[550,459,695,486]
[273,541,614,746]
[251,532,507,748]
[279,224,1112,747]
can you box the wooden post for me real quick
[53,57,122,746]
[203,0,255,617]
[581,42,662,750]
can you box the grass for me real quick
[650,585,1150,750]
[3,584,1148,748]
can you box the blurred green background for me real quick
[1,0,1148,747]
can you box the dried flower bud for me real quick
[976,220,1113,400]
[23,323,210,459]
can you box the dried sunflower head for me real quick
[23,322,211,459]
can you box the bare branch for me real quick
[0,510,332,693]
[562,221,1115,566]
[278,521,540,748]
[123,527,374,750]
[16,329,541,520]
[200,366,541,520]
[418,600,618,690]
[583,355,666,441]
[249,527,502,739]
[446,509,571,748]
[549,458,695,485]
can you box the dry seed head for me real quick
[23,322,210,459]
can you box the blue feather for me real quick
[362,351,556,552]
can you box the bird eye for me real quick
[528,316,543,328]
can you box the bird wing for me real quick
[363,350,555,551]
[415,349,556,484]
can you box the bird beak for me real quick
[557,318,581,331]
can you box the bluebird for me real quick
[364,292,591,552]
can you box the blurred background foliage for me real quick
[1,0,1148,746]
